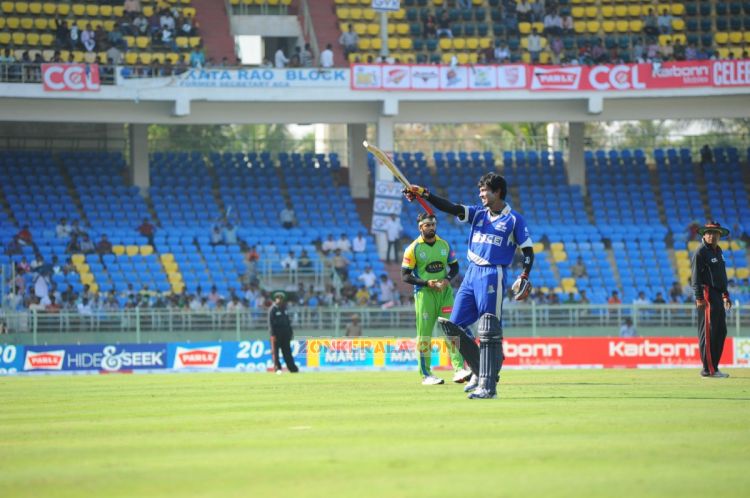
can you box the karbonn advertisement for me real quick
[1,338,746,375]
[351,59,750,91]
[42,63,101,92]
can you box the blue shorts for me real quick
[449,264,508,329]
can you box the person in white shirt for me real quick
[336,233,352,253]
[320,43,334,68]
[377,273,397,307]
[281,251,298,271]
[352,232,367,253]
[357,265,377,288]
[56,218,72,239]
[383,214,403,262]
[275,47,289,68]
[321,234,337,255]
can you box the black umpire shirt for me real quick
[691,241,729,300]
[269,303,293,337]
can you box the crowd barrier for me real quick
[2,336,749,376]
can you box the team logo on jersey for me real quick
[487,285,495,294]
[711,258,718,263]
[494,222,508,232]
[426,261,445,273]
[419,251,426,259]
[440,249,447,256]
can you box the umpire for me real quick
[269,292,299,374]
[691,221,732,378]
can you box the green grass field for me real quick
[2,369,749,498]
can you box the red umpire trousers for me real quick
[697,285,728,376]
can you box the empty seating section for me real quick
[3,144,749,304]
[0,0,200,65]
[337,1,750,65]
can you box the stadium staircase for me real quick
[191,0,238,64]
[309,0,343,64]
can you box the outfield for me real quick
[1,369,748,498]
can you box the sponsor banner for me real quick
[169,343,222,370]
[353,60,750,91]
[119,68,349,89]
[222,340,306,372]
[352,64,381,89]
[374,180,405,199]
[733,337,750,366]
[373,197,403,215]
[23,344,167,372]
[372,0,400,12]
[501,337,708,367]
[305,338,451,369]
[42,63,100,91]
[382,65,411,89]
[410,65,440,89]
[0,344,24,375]
[712,59,750,87]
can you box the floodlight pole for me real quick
[380,11,389,58]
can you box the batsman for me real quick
[405,173,534,399]
[402,212,472,385]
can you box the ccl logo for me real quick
[588,65,646,90]
[42,63,101,91]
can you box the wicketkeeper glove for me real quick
[511,273,532,301]
[403,185,429,201]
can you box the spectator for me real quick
[137,218,156,248]
[632,38,645,62]
[494,41,510,63]
[336,233,352,253]
[619,317,637,338]
[321,233,337,255]
[383,214,403,263]
[207,285,223,307]
[543,9,563,37]
[56,217,72,239]
[608,290,622,304]
[351,231,367,253]
[301,43,314,67]
[657,8,673,34]
[320,43,334,68]
[633,290,650,306]
[436,10,453,38]
[516,0,532,23]
[643,9,659,37]
[550,36,563,64]
[281,250,299,271]
[669,281,682,303]
[653,292,666,304]
[564,292,578,304]
[571,256,588,278]
[562,13,574,35]
[210,224,223,245]
[423,14,437,38]
[279,202,296,229]
[81,23,96,52]
[339,24,359,60]
[700,144,713,165]
[331,249,350,280]
[355,285,371,305]
[124,0,141,14]
[357,265,377,289]
[579,289,590,304]
[298,249,312,269]
[77,233,94,254]
[289,47,301,68]
[673,40,685,61]
[274,47,289,68]
[377,273,397,307]
[96,234,113,255]
[189,46,205,68]
[69,21,80,50]
[345,313,362,337]
[223,222,238,245]
[530,0,545,23]
[527,28,542,63]
[659,40,673,60]
[54,16,69,48]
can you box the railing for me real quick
[2,303,746,345]
[299,0,319,64]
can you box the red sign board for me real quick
[42,63,100,92]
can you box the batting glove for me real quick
[403,185,429,202]
[511,273,532,301]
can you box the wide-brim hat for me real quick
[698,221,730,237]
[272,291,287,300]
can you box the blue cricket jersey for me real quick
[458,203,533,266]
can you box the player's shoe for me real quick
[467,388,497,400]
[463,374,479,392]
[422,375,445,385]
[712,370,730,378]
[452,368,473,384]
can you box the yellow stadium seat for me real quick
[466,37,479,50]
[366,23,379,36]
[26,32,39,45]
[398,38,412,50]
[392,8,405,20]
[387,37,397,50]
[671,4,684,16]
[726,267,736,278]
[532,22,544,32]
[602,21,615,32]
[175,36,188,48]
[357,37,370,50]
[439,38,452,50]
[687,241,700,252]
[737,268,750,279]
[15,1,28,14]
[160,253,175,264]
[42,2,54,14]
[744,32,750,43]
[672,33,686,44]
[553,251,568,263]
[350,7,362,20]
[551,242,564,252]
[75,19,87,29]
[571,6,584,18]
[29,1,41,14]
[519,22,531,34]
[20,16,33,29]
[441,53,453,64]
[80,273,95,285]
[165,52,179,64]
[520,37,529,49]
[718,240,730,250]
[729,241,744,251]
[125,245,139,256]
[363,8,375,21]
[168,273,183,284]
[352,22,366,35]
[453,38,466,50]
[574,21,586,33]
[59,50,69,61]
[1,1,13,13]
[112,245,126,255]
[614,5,627,17]
[616,20,629,32]
[386,23,395,35]
[34,18,48,30]
[347,52,359,63]
[72,51,85,62]
[533,242,544,253]
[455,52,467,64]
[71,3,84,16]
[142,5,154,16]
[136,36,150,49]
[103,20,115,31]
[584,6,597,17]
[336,7,350,19]
[370,37,381,50]
[671,18,684,31]
[6,17,19,29]
[729,32,743,44]
[629,20,642,32]
[113,5,124,16]
[521,52,531,63]
[189,36,201,47]
[562,277,576,289]
[57,3,69,15]
[71,254,85,265]
[100,5,112,16]
[396,23,408,35]
[11,32,25,45]
[138,52,152,64]
[171,282,185,293]
[586,21,600,33]
[601,5,613,17]
[715,32,729,44]
[627,5,641,17]
[85,4,98,16]
[183,7,196,17]
[658,34,671,45]
[140,245,154,256]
